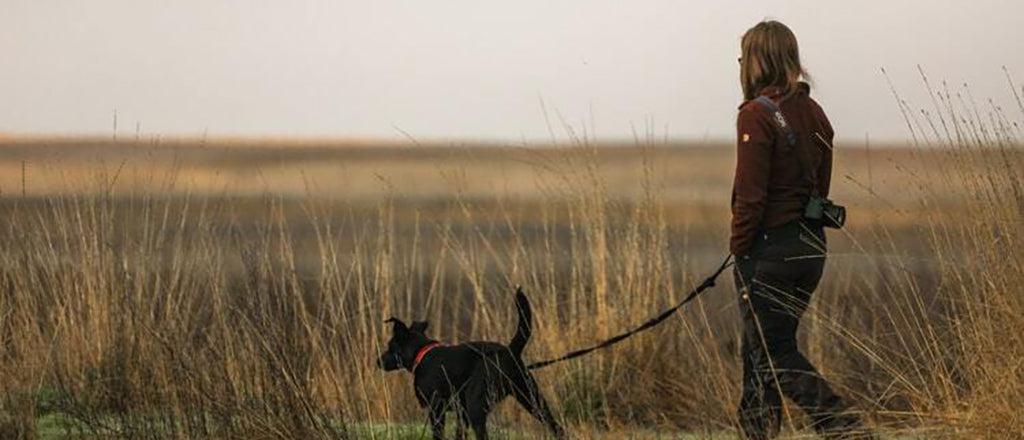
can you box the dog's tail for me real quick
[509,286,532,357]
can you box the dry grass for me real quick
[0,84,1022,439]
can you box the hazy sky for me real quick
[3,1,1022,142]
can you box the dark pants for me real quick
[734,220,865,439]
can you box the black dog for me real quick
[377,287,565,440]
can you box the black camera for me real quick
[804,196,846,229]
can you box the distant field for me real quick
[0,136,1021,439]
[0,136,968,211]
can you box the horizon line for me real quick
[0,132,915,147]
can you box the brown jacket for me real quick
[730,82,834,256]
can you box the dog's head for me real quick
[377,317,431,371]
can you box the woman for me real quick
[731,21,871,439]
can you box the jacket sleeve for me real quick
[816,111,835,198]
[730,106,775,256]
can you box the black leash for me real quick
[527,255,734,370]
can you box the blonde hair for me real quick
[740,20,808,101]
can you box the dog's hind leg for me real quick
[511,375,566,439]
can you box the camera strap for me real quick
[753,96,820,198]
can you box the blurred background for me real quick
[3,0,1022,142]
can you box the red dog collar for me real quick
[411,342,442,373]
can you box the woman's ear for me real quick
[410,321,429,334]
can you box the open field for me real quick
[0,130,1021,439]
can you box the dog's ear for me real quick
[384,317,408,335]
[410,320,429,334]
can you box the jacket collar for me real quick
[738,82,810,109]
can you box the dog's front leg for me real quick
[428,400,447,440]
